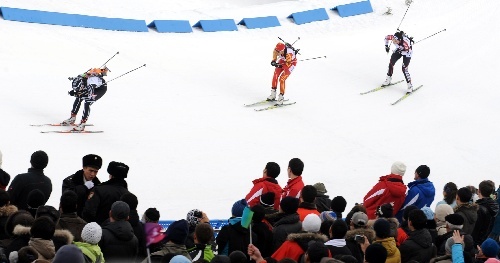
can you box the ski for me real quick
[360,80,405,95]
[255,102,296,111]
[30,123,93,127]
[244,99,288,107]
[390,85,424,105]
[41,130,103,134]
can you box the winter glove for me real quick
[68,90,76,96]
[385,45,390,53]
[271,61,278,67]
[84,181,94,189]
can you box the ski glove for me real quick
[271,61,278,67]
[385,45,390,53]
[68,90,76,97]
[84,181,94,189]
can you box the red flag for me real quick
[145,222,166,247]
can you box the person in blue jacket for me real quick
[396,165,435,222]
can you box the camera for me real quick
[354,235,365,243]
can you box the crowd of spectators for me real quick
[0,150,499,263]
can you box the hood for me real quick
[102,220,136,241]
[408,228,433,248]
[54,229,75,245]
[274,213,300,227]
[286,231,328,251]
[374,237,399,256]
[408,178,435,199]
[345,228,376,243]
[0,204,18,217]
[476,198,500,216]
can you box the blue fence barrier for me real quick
[287,8,330,25]
[238,16,281,29]
[332,1,373,18]
[193,19,238,32]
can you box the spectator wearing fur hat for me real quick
[272,196,302,251]
[8,150,52,211]
[245,162,283,210]
[372,219,401,263]
[62,154,103,218]
[271,214,328,262]
[28,216,57,261]
[325,218,352,257]
[454,187,478,235]
[472,180,499,247]
[330,196,347,220]
[297,185,321,222]
[185,208,210,251]
[363,161,407,220]
[3,210,35,258]
[435,182,458,210]
[395,165,435,222]
[435,214,474,257]
[100,200,138,262]
[147,219,191,261]
[216,199,257,257]
[0,189,18,241]
[399,209,435,263]
[188,222,215,263]
[344,211,376,263]
[57,190,87,242]
[82,161,130,224]
[313,183,331,213]
[74,222,104,263]
[0,150,11,191]
[281,158,305,199]
[249,205,274,258]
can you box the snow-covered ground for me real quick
[1,0,499,220]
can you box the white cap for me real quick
[391,161,406,176]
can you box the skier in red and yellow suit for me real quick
[267,43,297,105]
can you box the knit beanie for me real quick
[81,222,102,245]
[391,161,406,176]
[110,201,130,221]
[435,204,454,222]
[231,199,247,217]
[330,196,347,213]
[481,238,500,258]
[302,214,321,232]
[365,243,388,263]
[280,196,299,214]
[170,255,192,263]
[52,245,85,263]
[30,150,49,169]
[420,206,435,221]
[259,192,275,208]
[165,219,189,244]
[186,209,203,227]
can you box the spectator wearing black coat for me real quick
[57,190,87,242]
[4,210,35,258]
[8,150,52,211]
[272,196,302,251]
[471,180,499,247]
[82,161,130,225]
[99,201,138,262]
[454,187,478,235]
[250,205,274,257]
[313,183,331,213]
[62,154,103,217]
[0,189,17,242]
[120,192,147,262]
[399,209,436,263]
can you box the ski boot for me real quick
[267,88,277,101]
[277,93,284,105]
[382,75,392,86]
[61,114,77,126]
[73,119,87,131]
[406,82,413,94]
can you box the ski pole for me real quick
[299,56,326,61]
[415,29,446,44]
[100,51,119,68]
[397,1,413,31]
[106,64,146,83]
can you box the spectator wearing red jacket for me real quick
[281,158,305,199]
[363,162,407,220]
[245,162,283,210]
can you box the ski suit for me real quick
[70,73,107,122]
[271,46,297,95]
[385,34,413,84]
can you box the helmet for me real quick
[275,43,286,51]
[394,31,404,40]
